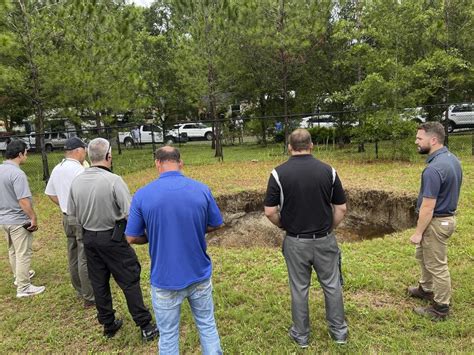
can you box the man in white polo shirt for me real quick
[45,137,94,308]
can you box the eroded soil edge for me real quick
[209,189,417,247]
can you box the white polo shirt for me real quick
[45,159,85,214]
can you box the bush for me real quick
[274,126,352,145]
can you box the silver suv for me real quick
[28,131,69,152]
[444,103,474,133]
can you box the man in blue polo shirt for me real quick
[126,146,223,354]
[407,122,462,321]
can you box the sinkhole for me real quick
[208,189,417,247]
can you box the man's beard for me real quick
[417,145,430,154]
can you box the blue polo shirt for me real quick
[416,147,462,216]
[125,171,223,290]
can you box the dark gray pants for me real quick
[63,214,94,302]
[283,233,348,343]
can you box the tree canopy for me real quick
[0,0,472,146]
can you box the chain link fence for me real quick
[1,104,472,192]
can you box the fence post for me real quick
[40,132,50,182]
[151,124,156,155]
[116,131,122,155]
[444,108,449,147]
[471,132,474,155]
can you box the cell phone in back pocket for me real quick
[111,219,127,242]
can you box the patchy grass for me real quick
[1,140,473,353]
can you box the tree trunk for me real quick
[95,112,103,137]
[278,0,289,154]
[259,94,267,146]
[17,0,49,180]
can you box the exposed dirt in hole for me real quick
[209,189,417,248]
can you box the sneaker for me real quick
[141,322,159,342]
[104,319,123,338]
[407,285,434,301]
[288,328,309,349]
[329,331,348,345]
[16,284,45,298]
[413,303,449,321]
[13,270,35,286]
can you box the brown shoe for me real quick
[407,285,434,301]
[413,303,449,321]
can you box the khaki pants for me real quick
[416,216,455,305]
[62,214,94,302]
[1,224,33,292]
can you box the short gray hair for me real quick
[289,129,312,151]
[88,138,110,163]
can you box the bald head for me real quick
[154,146,181,162]
[154,146,183,174]
[289,129,313,152]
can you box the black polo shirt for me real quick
[264,154,346,235]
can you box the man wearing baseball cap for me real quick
[45,136,95,308]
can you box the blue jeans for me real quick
[151,278,222,355]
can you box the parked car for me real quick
[0,135,31,153]
[118,124,188,147]
[442,103,474,133]
[0,135,12,152]
[400,107,427,123]
[26,131,69,152]
[300,115,337,129]
[173,123,214,141]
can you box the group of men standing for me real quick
[0,121,462,351]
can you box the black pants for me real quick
[83,229,152,327]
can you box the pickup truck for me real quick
[118,124,188,147]
[0,135,31,152]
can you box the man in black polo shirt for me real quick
[264,129,348,348]
[408,122,462,321]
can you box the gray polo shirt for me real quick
[68,166,131,231]
[0,161,32,225]
[416,147,462,216]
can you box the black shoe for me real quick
[407,285,434,301]
[104,319,123,338]
[141,323,159,342]
[413,303,449,321]
[288,328,309,349]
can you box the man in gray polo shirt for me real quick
[0,140,45,298]
[408,122,462,321]
[67,138,157,341]
[45,137,94,307]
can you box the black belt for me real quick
[287,231,331,239]
[433,214,454,218]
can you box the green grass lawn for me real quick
[1,138,473,352]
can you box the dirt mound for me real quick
[210,189,417,248]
